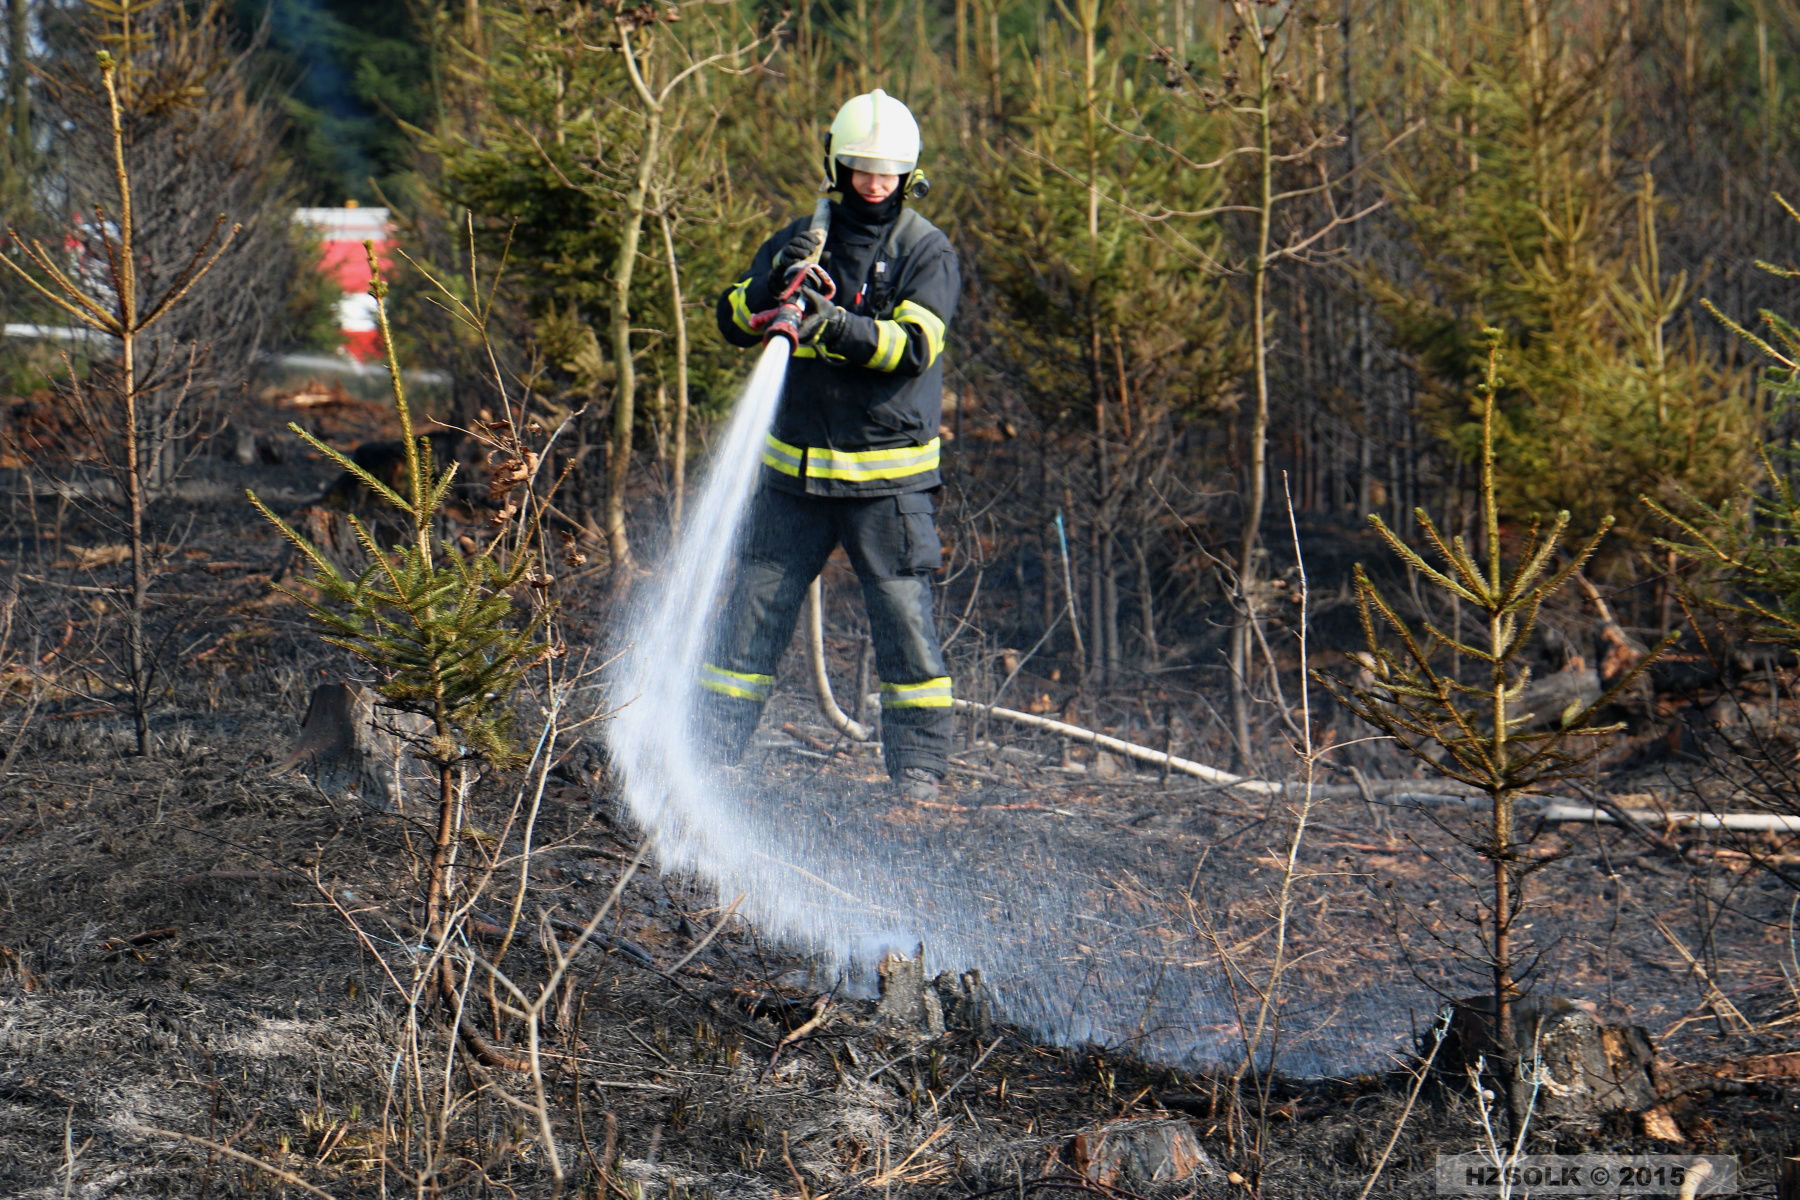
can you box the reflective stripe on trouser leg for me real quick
[698,663,773,702]
[880,678,953,708]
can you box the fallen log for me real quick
[1541,804,1800,833]
[876,697,1792,828]
[916,697,1522,800]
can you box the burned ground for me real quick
[3,697,1798,1198]
[0,404,1797,1197]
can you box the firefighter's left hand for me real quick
[797,287,846,348]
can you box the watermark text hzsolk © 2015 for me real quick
[1435,1154,1737,1195]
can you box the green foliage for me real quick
[1318,334,1666,800]
[232,0,434,203]
[1318,333,1671,1124]
[969,0,1241,427]
[422,0,765,423]
[249,256,548,768]
[1373,23,1753,541]
[1649,194,1800,653]
[1650,445,1800,652]
[282,222,347,354]
[1695,192,1800,407]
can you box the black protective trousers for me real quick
[698,486,954,777]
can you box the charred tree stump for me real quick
[874,942,944,1035]
[278,681,417,812]
[865,946,996,1038]
[1441,995,1659,1125]
[1777,1156,1800,1200]
[1070,1119,1214,1186]
[932,969,996,1037]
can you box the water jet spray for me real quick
[605,191,1430,1078]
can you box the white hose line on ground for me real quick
[939,697,1282,794]
[1541,804,1800,832]
[806,576,873,742]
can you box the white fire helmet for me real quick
[826,89,924,190]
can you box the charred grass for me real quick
[0,477,1796,1197]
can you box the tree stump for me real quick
[932,969,996,1037]
[1070,1119,1213,1187]
[874,942,944,1035]
[1441,995,1659,1124]
[279,681,417,812]
[1776,1155,1800,1200]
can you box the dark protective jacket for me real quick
[716,200,960,498]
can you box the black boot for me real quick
[895,766,942,802]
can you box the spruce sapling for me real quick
[249,246,550,941]
[1315,330,1672,1132]
[1649,194,1800,654]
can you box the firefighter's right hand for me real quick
[768,227,826,295]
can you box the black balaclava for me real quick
[834,160,906,228]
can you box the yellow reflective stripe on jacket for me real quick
[880,677,954,709]
[895,299,946,365]
[699,662,774,701]
[804,438,941,482]
[761,434,803,477]
[867,320,906,372]
[728,279,756,334]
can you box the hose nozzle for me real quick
[752,259,834,347]
[759,296,807,346]
[751,197,834,347]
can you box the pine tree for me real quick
[1318,331,1670,1132]
[424,0,772,566]
[969,0,1240,680]
[1649,194,1800,655]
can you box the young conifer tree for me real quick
[0,25,239,756]
[1316,331,1670,1131]
[970,0,1238,684]
[249,248,550,940]
[1372,8,1751,549]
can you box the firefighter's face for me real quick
[849,170,900,203]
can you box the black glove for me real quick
[768,227,825,294]
[797,287,846,348]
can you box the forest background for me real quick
[4,0,1799,770]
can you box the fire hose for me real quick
[749,197,834,347]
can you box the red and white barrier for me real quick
[293,206,393,363]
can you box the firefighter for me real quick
[706,89,960,802]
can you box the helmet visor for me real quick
[836,153,915,176]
